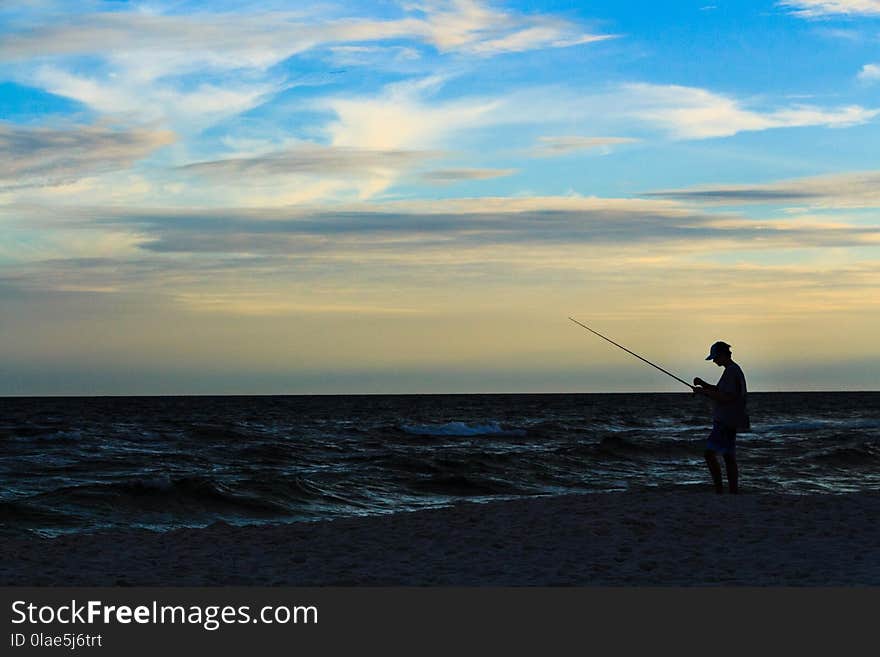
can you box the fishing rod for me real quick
[568,317,694,390]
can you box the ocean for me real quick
[1,392,878,537]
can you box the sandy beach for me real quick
[3,490,879,586]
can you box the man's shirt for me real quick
[713,361,748,428]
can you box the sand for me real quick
[2,491,879,586]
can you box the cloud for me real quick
[0,11,376,65]
[176,143,447,199]
[531,136,638,157]
[3,195,878,328]
[315,77,619,162]
[177,76,602,197]
[318,77,503,195]
[179,144,435,178]
[0,122,174,189]
[321,76,502,150]
[28,65,286,128]
[645,189,818,203]
[647,171,880,209]
[644,170,880,208]
[858,63,880,82]
[406,0,614,55]
[0,2,613,130]
[622,83,879,139]
[13,196,865,261]
[0,2,610,63]
[419,168,516,183]
[326,45,423,67]
[488,83,880,141]
[814,27,869,40]
[455,23,615,55]
[778,1,880,17]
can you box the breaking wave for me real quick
[400,421,526,437]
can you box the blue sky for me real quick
[1,0,879,394]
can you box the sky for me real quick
[1,0,879,395]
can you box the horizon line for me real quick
[2,389,878,399]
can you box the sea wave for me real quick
[29,476,294,516]
[759,418,880,433]
[4,392,879,536]
[808,442,879,466]
[408,473,529,496]
[400,421,526,437]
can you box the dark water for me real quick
[1,393,878,536]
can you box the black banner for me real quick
[2,587,877,655]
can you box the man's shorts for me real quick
[706,420,737,455]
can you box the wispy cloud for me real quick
[858,63,880,82]
[176,143,444,200]
[0,2,612,131]
[419,167,516,183]
[325,45,423,67]
[0,2,610,62]
[778,1,880,17]
[0,122,174,189]
[179,144,434,178]
[531,136,638,157]
[7,195,870,262]
[622,83,879,139]
[29,66,284,128]
[406,0,614,55]
[814,27,869,40]
[124,205,880,256]
[320,76,502,150]
[644,170,880,208]
[2,195,878,331]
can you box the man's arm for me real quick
[697,388,736,402]
[692,377,736,402]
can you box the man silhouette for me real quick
[693,341,748,494]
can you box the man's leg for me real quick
[704,450,723,494]
[723,453,739,494]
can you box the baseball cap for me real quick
[705,341,731,360]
